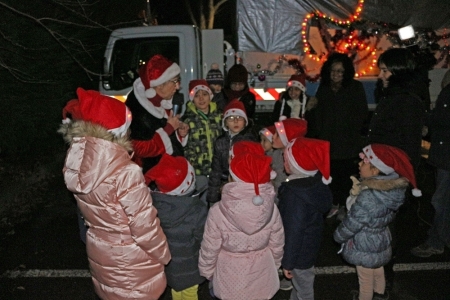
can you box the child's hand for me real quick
[349,176,361,196]
[177,122,189,137]
[283,268,293,279]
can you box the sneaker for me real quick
[373,291,389,300]
[410,243,444,258]
[326,205,340,218]
[279,278,293,291]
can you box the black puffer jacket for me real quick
[368,74,425,169]
[151,191,208,291]
[206,125,257,203]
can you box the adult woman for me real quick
[368,48,425,170]
[307,52,368,218]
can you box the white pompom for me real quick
[253,195,264,206]
[270,170,277,180]
[322,176,332,185]
[412,188,422,197]
[62,118,72,124]
[145,88,156,99]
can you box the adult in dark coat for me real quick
[411,70,450,257]
[368,48,425,171]
[307,53,368,217]
[222,64,256,119]
[126,54,187,174]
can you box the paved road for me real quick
[1,158,449,300]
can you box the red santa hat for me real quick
[138,54,181,99]
[144,154,196,196]
[284,137,332,184]
[61,88,132,138]
[189,79,213,101]
[229,152,272,206]
[222,99,248,131]
[259,125,276,143]
[230,140,265,159]
[274,117,308,147]
[362,144,421,196]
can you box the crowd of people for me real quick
[58,48,449,300]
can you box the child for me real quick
[206,63,226,111]
[199,151,285,300]
[260,125,286,199]
[278,137,333,300]
[182,79,223,200]
[272,74,308,122]
[206,99,257,204]
[145,154,208,300]
[334,143,421,300]
[272,117,308,149]
[59,88,170,300]
[222,63,256,118]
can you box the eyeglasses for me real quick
[226,115,245,122]
[168,77,181,85]
[331,69,345,75]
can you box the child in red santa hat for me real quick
[145,153,208,300]
[272,74,309,122]
[278,137,333,299]
[126,54,189,173]
[59,88,170,300]
[334,143,420,300]
[259,125,287,201]
[199,151,284,300]
[206,99,257,204]
[272,117,308,149]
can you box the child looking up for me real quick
[145,154,208,300]
[279,137,333,300]
[199,151,285,300]
[334,143,421,300]
[207,99,257,204]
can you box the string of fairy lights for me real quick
[245,0,449,83]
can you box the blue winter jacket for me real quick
[334,174,408,268]
[278,173,333,270]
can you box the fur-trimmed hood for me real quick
[360,176,410,192]
[58,120,132,152]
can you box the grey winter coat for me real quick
[334,174,408,268]
[151,191,208,291]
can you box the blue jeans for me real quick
[426,169,450,249]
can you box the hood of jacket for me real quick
[58,121,133,194]
[360,173,409,210]
[151,191,201,229]
[281,172,332,215]
[219,181,276,235]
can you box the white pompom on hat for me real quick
[144,153,196,196]
[284,137,332,184]
[62,88,132,138]
[229,152,272,206]
[138,54,181,99]
[362,144,421,196]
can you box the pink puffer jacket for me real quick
[61,121,171,300]
[199,181,284,300]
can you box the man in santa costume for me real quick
[126,54,188,173]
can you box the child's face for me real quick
[230,82,245,92]
[260,134,273,152]
[288,86,302,100]
[225,115,246,134]
[358,159,380,178]
[193,90,211,113]
[272,132,285,149]
[209,83,222,94]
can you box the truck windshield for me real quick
[108,37,180,90]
